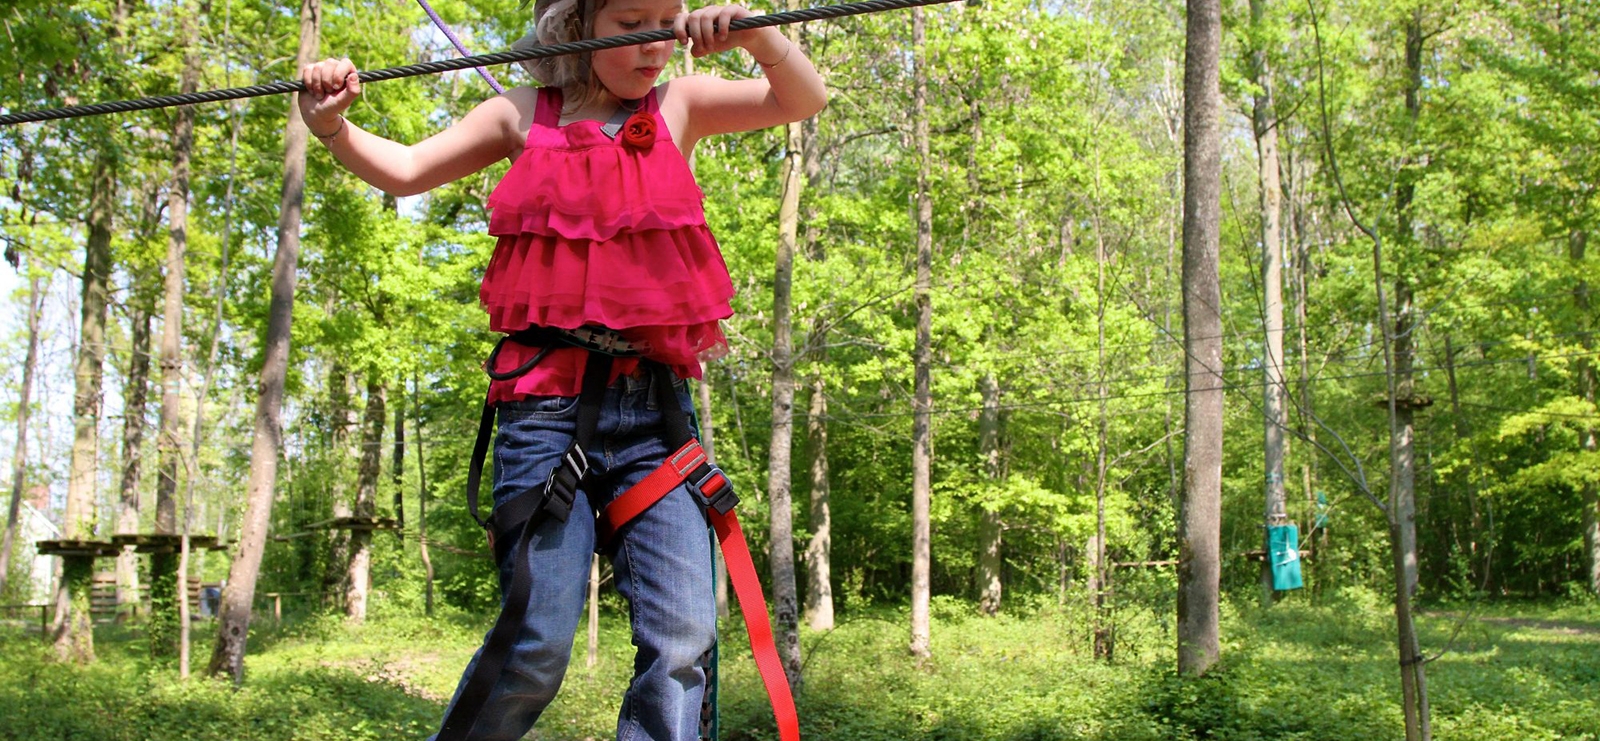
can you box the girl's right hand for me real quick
[298,57,362,135]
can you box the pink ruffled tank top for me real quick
[479,86,735,403]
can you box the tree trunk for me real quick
[1388,14,1431,737]
[1392,278,1420,601]
[153,9,201,655]
[324,362,355,606]
[1572,228,1598,597]
[0,270,44,598]
[908,5,935,661]
[414,373,434,616]
[1251,0,1289,607]
[208,0,320,683]
[803,371,834,630]
[1094,242,1112,660]
[347,379,386,622]
[976,374,1002,617]
[1177,0,1224,677]
[56,152,117,664]
[392,383,406,534]
[766,53,805,689]
[1292,162,1321,594]
[115,304,151,618]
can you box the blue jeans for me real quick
[433,373,717,741]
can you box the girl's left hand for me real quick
[674,4,783,61]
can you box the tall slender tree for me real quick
[56,152,117,664]
[766,13,806,688]
[908,4,935,660]
[0,268,44,597]
[208,0,320,682]
[347,379,386,622]
[114,304,151,617]
[1176,0,1224,677]
[976,373,1002,617]
[151,3,202,656]
[1250,0,1289,607]
[803,369,833,630]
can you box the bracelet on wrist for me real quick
[312,115,346,142]
[757,40,792,68]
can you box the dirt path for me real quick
[1426,612,1600,637]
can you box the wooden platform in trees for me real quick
[109,533,227,554]
[35,539,118,558]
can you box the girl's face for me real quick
[588,0,682,102]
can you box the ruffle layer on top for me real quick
[478,86,734,401]
[486,118,707,243]
[479,225,734,333]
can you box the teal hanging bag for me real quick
[1269,524,1304,591]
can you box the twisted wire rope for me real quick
[0,0,962,127]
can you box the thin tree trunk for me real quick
[1177,0,1224,677]
[392,382,406,534]
[182,67,238,677]
[1094,242,1112,660]
[154,7,201,657]
[114,304,151,618]
[414,373,434,616]
[767,38,805,687]
[908,5,935,661]
[0,270,44,597]
[976,373,1002,617]
[803,371,834,630]
[347,379,386,622]
[56,152,117,664]
[1388,14,1431,737]
[1250,0,1289,607]
[1392,277,1420,600]
[1292,163,1321,593]
[1572,228,1598,597]
[324,362,355,605]
[208,0,320,682]
[1443,337,1484,588]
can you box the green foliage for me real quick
[3,596,1597,740]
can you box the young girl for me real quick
[299,1,825,739]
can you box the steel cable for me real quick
[0,0,966,127]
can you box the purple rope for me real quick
[417,0,506,94]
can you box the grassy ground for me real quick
[1,592,1596,740]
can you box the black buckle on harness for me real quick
[687,465,739,515]
[542,444,591,522]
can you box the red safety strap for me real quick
[596,440,711,545]
[596,441,800,741]
[712,508,801,741]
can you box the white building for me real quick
[15,501,59,604]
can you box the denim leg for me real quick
[431,395,595,741]
[604,384,718,741]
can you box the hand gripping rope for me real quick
[0,0,970,127]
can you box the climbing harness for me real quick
[0,0,969,127]
[440,326,799,741]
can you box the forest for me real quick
[0,0,1597,740]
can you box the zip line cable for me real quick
[0,0,968,127]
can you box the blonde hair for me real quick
[516,0,604,112]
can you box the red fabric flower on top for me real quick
[621,111,656,150]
